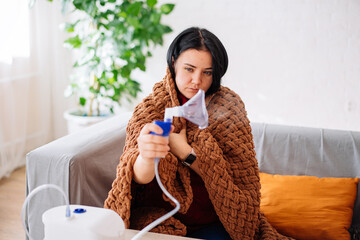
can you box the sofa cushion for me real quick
[259,172,359,240]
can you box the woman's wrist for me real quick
[133,155,155,184]
[178,145,192,161]
[136,154,155,166]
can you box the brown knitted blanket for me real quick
[104,69,292,240]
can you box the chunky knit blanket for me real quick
[104,69,292,240]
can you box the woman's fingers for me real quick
[140,123,163,136]
[138,144,169,159]
[139,134,168,144]
[170,125,175,133]
[169,128,190,159]
[139,142,170,152]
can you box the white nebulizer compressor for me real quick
[43,205,125,240]
[22,184,125,240]
[22,90,208,240]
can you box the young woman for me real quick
[105,27,291,240]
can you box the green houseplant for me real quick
[45,0,175,117]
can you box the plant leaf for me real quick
[163,25,172,33]
[73,0,97,16]
[63,22,76,33]
[160,4,175,14]
[79,97,86,106]
[146,0,157,8]
[64,35,82,48]
[150,12,161,24]
[127,17,142,29]
[127,2,142,16]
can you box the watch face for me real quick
[183,153,196,166]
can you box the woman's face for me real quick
[174,49,213,99]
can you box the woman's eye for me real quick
[204,71,212,76]
[185,67,193,72]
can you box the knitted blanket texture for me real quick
[104,69,292,240]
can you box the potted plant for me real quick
[38,0,175,133]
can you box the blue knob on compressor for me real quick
[150,121,171,137]
[73,208,86,214]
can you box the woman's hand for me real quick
[137,123,170,162]
[169,128,192,160]
[134,123,171,184]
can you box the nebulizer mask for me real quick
[21,90,208,240]
[164,89,208,128]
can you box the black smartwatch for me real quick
[182,148,196,167]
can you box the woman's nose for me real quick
[192,72,202,85]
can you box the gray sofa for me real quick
[25,113,360,240]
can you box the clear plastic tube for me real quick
[132,90,208,239]
[130,158,180,240]
[21,184,71,240]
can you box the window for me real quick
[0,0,30,64]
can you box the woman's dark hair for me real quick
[166,27,228,95]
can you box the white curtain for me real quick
[0,0,71,179]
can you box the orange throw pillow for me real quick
[259,172,359,240]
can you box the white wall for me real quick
[132,0,360,132]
